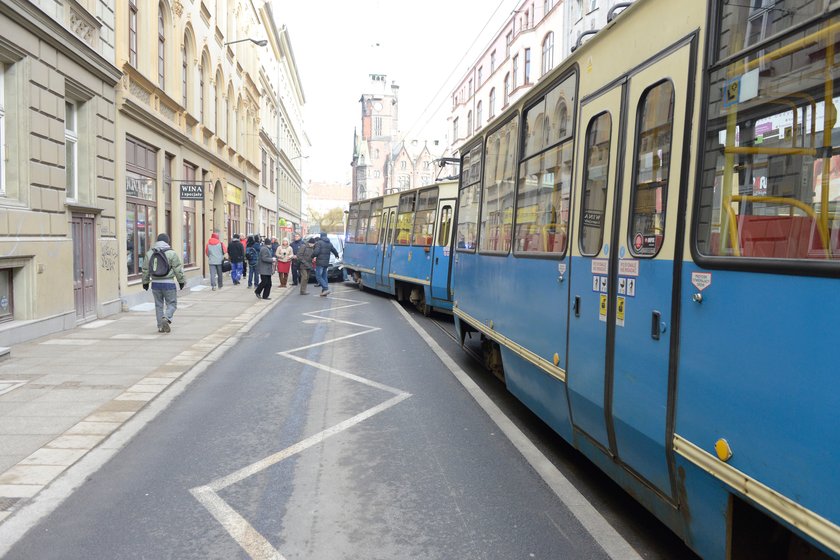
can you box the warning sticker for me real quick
[599,276,608,293]
[691,271,712,291]
[618,277,627,295]
[618,259,639,277]
[599,294,607,322]
[626,278,636,297]
[592,276,600,292]
[591,259,609,275]
[616,296,625,327]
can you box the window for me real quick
[579,112,612,256]
[524,48,531,84]
[491,50,497,73]
[164,153,173,235]
[489,88,496,118]
[0,63,4,197]
[469,78,473,99]
[542,32,554,76]
[126,137,158,278]
[453,117,459,142]
[515,73,577,255]
[437,204,453,247]
[504,73,511,105]
[476,101,483,131]
[65,101,78,201]
[261,149,267,189]
[698,16,840,262]
[228,199,240,239]
[480,117,518,253]
[356,201,371,242]
[182,162,197,265]
[181,42,188,107]
[457,145,482,251]
[506,31,513,57]
[346,203,359,243]
[467,110,473,137]
[0,267,12,323]
[716,0,820,61]
[400,160,407,170]
[373,116,382,136]
[588,0,597,12]
[367,199,383,244]
[199,59,205,121]
[129,0,138,67]
[246,192,255,235]
[399,174,410,191]
[412,188,438,247]
[215,71,222,134]
[394,192,416,245]
[158,3,165,89]
[630,81,674,257]
[513,54,519,88]
[478,66,483,85]
[270,158,275,193]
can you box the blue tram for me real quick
[343,180,458,314]
[451,0,840,559]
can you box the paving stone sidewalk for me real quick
[0,280,296,523]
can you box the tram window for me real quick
[457,145,482,251]
[412,188,438,247]
[580,112,612,256]
[346,204,359,243]
[394,192,416,245]
[629,80,674,258]
[438,205,453,247]
[697,19,840,262]
[367,199,383,244]
[715,0,823,62]
[479,116,518,253]
[514,142,573,255]
[356,201,371,243]
[523,73,576,159]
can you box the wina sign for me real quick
[180,183,204,200]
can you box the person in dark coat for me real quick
[254,239,276,300]
[296,237,316,295]
[314,232,339,297]
[246,235,261,288]
[289,233,303,286]
[228,233,245,285]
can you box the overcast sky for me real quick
[274,0,521,185]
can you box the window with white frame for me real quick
[65,101,78,201]
[504,73,511,105]
[467,110,473,136]
[542,32,554,76]
[513,54,519,88]
[491,50,496,73]
[489,88,496,118]
[478,66,483,85]
[158,3,165,89]
[524,48,531,84]
[476,101,483,130]
[181,41,188,108]
[129,0,138,67]
[453,117,459,141]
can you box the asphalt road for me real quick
[3,284,697,560]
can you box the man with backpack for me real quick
[142,232,186,333]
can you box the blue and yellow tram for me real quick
[451,0,840,558]
[343,180,458,314]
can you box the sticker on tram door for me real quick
[616,296,625,327]
[599,294,607,322]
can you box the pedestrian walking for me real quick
[289,233,303,286]
[246,235,260,288]
[228,233,245,285]
[205,229,227,290]
[296,237,316,295]
[275,238,293,287]
[254,239,276,299]
[142,233,186,333]
[314,232,339,296]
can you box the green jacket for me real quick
[142,241,186,286]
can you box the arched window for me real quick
[489,88,496,118]
[504,73,511,105]
[467,110,473,136]
[541,32,554,76]
[157,3,166,89]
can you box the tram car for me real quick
[451,0,840,559]
[343,180,458,314]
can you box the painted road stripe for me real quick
[392,300,644,560]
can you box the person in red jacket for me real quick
[204,230,227,291]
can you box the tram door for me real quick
[377,207,396,288]
[568,41,694,498]
[430,199,455,301]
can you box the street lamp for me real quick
[224,38,268,47]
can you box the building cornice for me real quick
[0,0,121,85]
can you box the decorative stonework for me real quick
[65,1,101,49]
[129,80,151,104]
[160,103,176,122]
[173,0,184,17]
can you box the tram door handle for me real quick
[573,296,581,317]
[435,257,439,265]
[651,310,663,340]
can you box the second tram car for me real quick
[343,180,458,314]
[451,0,840,559]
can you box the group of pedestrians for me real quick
[141,228,340,332]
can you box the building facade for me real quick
[0,0,306,344]
[350,73,447,202]
[0,0,121,346]
[448,0,626,155]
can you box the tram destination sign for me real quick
[180,183,204,200]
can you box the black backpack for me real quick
[149,248,172,277]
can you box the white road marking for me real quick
[191,294,411,560]
[392,301,644,560]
